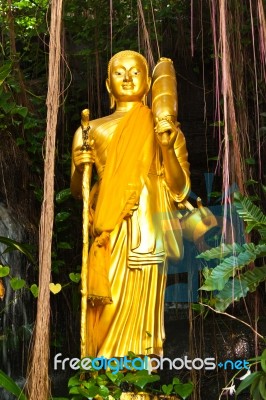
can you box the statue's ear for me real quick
[106,78,111,94]
[106,78,115,109]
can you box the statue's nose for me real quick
[123,71,132,82]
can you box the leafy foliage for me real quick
[235,349,266,399]
[0,370,27,400]
[68,365,193,400]
[199,193,266,311]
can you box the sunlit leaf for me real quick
[0,265,10,277]
[10,277,26,290]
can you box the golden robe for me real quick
[84,106,190,358]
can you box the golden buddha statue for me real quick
[70,50,190,359]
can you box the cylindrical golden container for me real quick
[151,57,178,122]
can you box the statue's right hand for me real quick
[73,146,95,171]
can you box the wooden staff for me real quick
[80,108,93,358]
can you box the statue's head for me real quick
[106,50,151,109]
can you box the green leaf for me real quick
[0,265,10,277]
[172,377,181,385]
[10,106,28,118]
[57,241,73,249]
[51,398,69,400]
[191,303,206,314]
[174,382,194,399]
[251,375,263,400]
[162,384,173,395]
[210,121,224,127]
[200,249,256,291]
[78,385,99,398]
[0,369,27,400]
[261,349,266,374]
[236,371,262,395]
[112,388,122,399]
[245,179,259,186]
[214,278,249,311]
[56,188,72,204]
[214,266,266,311]
[234,192,266,228]
[69,272,81,283]
[197,242,244,261]
[122,370,160,389]
[0,236,35,264]
[55,212,71,223]
[30,284,39,298]
[68,375,82,388]
[259,375,266,400]
[10,277,26,290]
[16,137,26,146]
[245,158,256,165]
[98,385,109,398]
[0,62,12,85]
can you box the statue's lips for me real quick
[122,84,134,89]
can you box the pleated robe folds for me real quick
[85,107,190,358]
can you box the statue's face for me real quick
[107,54,150,102]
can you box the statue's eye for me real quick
[132,70,140,75]
[115,71,121,75]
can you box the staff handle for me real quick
[80,109,93,358]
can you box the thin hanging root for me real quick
[25,0,63,399]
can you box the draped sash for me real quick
[87,103,155,305]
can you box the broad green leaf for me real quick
[245,157,256,165]
[251,375,263,400]
[30,284,39,298]
[69,272,81,283]
[55,212,71,223]
[174,382,194,399]
[234,192,266,227]
[56,188,71,204]
[236,371,262,395]
[214,266,266,311]
[68,375,81,387]
[197,242,243,261]
[259,375,266,400]
[51,398,69,400]
[162,384,173,395]
[191,303,206,314]
[0,265,10,277]
[172,377,181,385]
[112,388,122,399]
[98,385,109,398]
[245,179,259,186]
[245,158,256,165]
[200,251,254,291]
[0,369,27,400]
[78,385,99,397]
[57,241,73,249]
[10,106,28,118]
[122,370,160,389]
[261,349,266,374]
[10,277,26,290]
[0,236,35,264]
[214,279,249,311]
[0,62,12,85]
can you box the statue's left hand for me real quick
[155,118,178,149]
